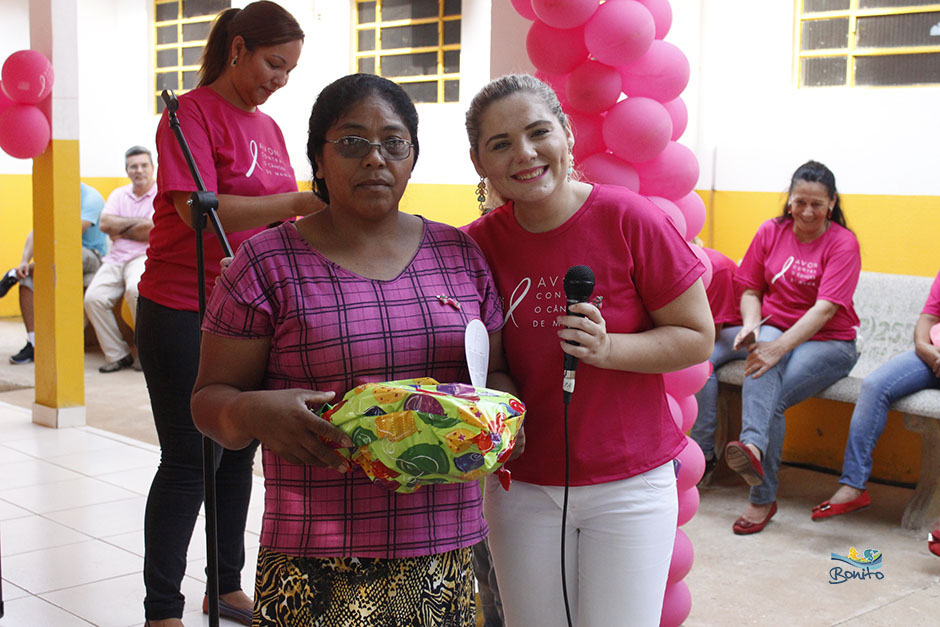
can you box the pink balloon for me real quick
[677,393,698,433]
[676,486,699,526]
[535,70,568,95]
[675,190,707,240]
[603,97,671,164]
[635,141,699,200]
[0,80,15,115]
[676,436,706,492]
[566,61,622,115]
[526,21,588,75]
[688,243,714,290]
[533,70,571,112]
[510,0,538,21]
[532,0,598,29]
[660,580,692,627]
[584,0,655,66]
[568,111,606,163]
[666,393,682,431]
[663,360,710,398]
[0,104,51,159]
[1,49,54,104]
[662,97,687,141]
[648,196,687,240]
[580,152,640,192]
[637,0,674,39]
[620,40,690,102]
[667,529,694,584]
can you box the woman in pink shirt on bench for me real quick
[721,160,861,534]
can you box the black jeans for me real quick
[136,296,258,620]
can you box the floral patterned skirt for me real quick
[252,546,475,626]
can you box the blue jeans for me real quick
[690,325,747,458]
[137,296,258,620]
[840,350,940,489]
[739,326,858,504]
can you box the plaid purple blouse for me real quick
[203,218,503,558]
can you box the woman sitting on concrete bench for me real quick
[718,161,862,535]
[813,269,940,537]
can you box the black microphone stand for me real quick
[161,89,235,627]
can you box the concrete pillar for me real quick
[29,0,85,428]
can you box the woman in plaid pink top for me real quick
[192,74,511,626]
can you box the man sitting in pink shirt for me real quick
[84,146,156,372]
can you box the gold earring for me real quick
[476,177,487,214]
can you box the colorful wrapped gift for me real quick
[321,378,525,494]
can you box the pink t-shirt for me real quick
[735,218,860,341]
[100,182,157,265]
[922,270,940,317]
[139,87,298,311]
[704,247,741,327]
[465,184,703,487]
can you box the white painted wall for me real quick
[687,0,940,196]
[77,0,157,174]
[2,0,938,197]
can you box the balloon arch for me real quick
[512,1,711,624]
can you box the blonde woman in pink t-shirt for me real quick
[464,74,714,627]
[722,161,861,535]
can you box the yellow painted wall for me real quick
[0,175,127,318]
[400,183,480,227]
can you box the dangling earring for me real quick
[567,149,574,182]
[476,177,487,214]
[231,57,238,67]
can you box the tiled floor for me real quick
[0,402,261,627]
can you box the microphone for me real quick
[562,265,595,403]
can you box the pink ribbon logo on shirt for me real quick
[245,139,259,177]
[505,278,531,329]
[771,255,794,285]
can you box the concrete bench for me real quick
[715,271,940,532]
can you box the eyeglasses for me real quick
[326,136,413,161]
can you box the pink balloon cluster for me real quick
[514,4,712,624]
[0,50,54,160]
[517,0,702,237]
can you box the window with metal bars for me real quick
[154,0,230,113]
[354,0,462,103]
[797,0,940,87]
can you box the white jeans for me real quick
[484,463,677,627]
[83,256,145,362]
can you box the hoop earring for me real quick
[475,177,487,214]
